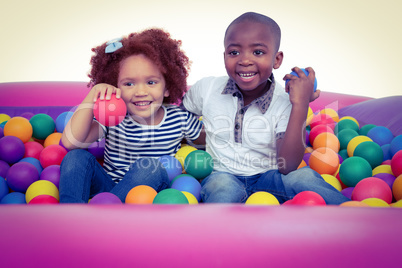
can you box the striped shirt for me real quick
[99,105,202,182]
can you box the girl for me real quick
[59,28,204,203]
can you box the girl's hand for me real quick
[91,83,122,102]
[283,67,320,105]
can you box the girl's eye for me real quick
[254,50,264,56]
[148,81,157,85]
[124,82,134,87]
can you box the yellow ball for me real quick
[181,191,198,204]
[320,108,339,122]
[306,106,314,126]
[175,145,197,169]
[25,180,59,204]
[321,174,342,191]
[245,191,280,205]
[0,113,11,124]
[372,165,393,176]
[391,200,402,208]
[361,198,390,207]
[347,135,372,157]
[339,116,359,127]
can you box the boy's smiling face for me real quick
[224,21,283,98]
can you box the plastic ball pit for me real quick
[0,82,402,267]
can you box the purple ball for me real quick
[373,173,396,190]
[0,160,10,178]
[6,162,39,192]
[87,139,105,159]
[341,187,354,199]
[89,192,122,204]
[40,165,60,188]
[0,127,3,139]
[20,112,35,120]
[19,157,43,175]
[303,153,311,164]
[0,136,25,164]
[1,192,26,204]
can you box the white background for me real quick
[1,0,401,98]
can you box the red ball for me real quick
[39,144,67,168]
[352,177,393,204]
[283,191,326,206]
[391,150,402,178]
[93,95,127,126]
[309,113,336,130]
[309,125,334,145]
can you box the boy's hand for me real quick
[91,83,122,102]
[283,67,320,105]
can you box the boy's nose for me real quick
[239,54,252,66]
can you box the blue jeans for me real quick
[59,149,169,203]
[200,167,350,205]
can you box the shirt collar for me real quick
[222,74,276,114]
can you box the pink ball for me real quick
[391,150,402,178]
[309,125,334,145]
[39,144,67,168]
[284,191,326,206]
[352,177,393,204]
[93,95,127,127]
[29,195,59,204]
[24,141,44,159]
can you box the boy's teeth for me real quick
[239,73,256,78]
[134,101,151,106]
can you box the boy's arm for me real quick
[277,67,320,174]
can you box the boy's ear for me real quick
[273,51,284,69]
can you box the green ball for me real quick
[334,119,359,135]
[337,129,359,150]
[339,156,372,187]
[359,124,376,136]
[338,149,349,162]
[29,113,56,140]
[184,150,214,180]
[353,141,383,169]
[152,189,189,204]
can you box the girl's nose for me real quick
[134,85,148,96]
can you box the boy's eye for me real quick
[228,50,239,56]
[254,50,264,56]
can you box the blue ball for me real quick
[171,174,201,201]
[0,176,9,201]
[158,155,183,182]
[285,68,317,92]
[56,111,74,133]
[1,192,26,204]
[381,144,392,161]
[390,135,402,157]
[367,126,394,146]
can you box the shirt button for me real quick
[239,109,244,114]
[235,123,240,130]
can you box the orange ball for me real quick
[44,132,63,147]
[125,185,157,204]
[298,160,307,169]
[313,132,340,153]
[392,174,402,201]
[309,147,339,175]
[4,116,33,143]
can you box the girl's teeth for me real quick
[135,102,151,106]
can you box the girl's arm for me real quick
[277,67,320,174]
[61,84,120,150]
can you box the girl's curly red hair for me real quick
[88,28,190,104]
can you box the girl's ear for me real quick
[164,88,170,97]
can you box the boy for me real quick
[182,12,349,204]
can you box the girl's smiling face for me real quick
[224,21,283,98]
[118,54,169,125]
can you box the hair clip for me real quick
[105,38,123,53]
